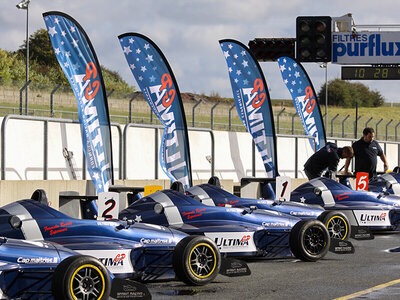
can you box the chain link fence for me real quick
[1,81,399,140]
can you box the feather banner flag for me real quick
[43,11,113,193]
[119,33,192,188]
[277,56,326,151]
[219,39,277,177]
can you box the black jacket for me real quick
[304,142,342,177]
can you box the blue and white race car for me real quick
[0,235,147,299]
[0,190,222,287]
[186,177,324,219]
[186,177,361,241]
[290,177,400,236]
[369,171,400,196]
[119,183,351,262]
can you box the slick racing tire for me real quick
[318,211,351,240]
[52,255,111,300]
[289,219,330,262]
[173,235,221,285]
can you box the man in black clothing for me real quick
[344,127,388,178]
[304,142,354,180]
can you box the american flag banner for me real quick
[219,39,277,178]
[277,56,326,151]
[43,11,113,193]
[119,33,192,188]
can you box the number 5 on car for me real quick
[98,192,120,219]
[275,176,291,201]
[356,172,369,191]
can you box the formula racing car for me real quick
[369,171,400,196]
[0,235,149,299]
[0,190,222,287]
[119,183,353,262]
[290,177,400,235]
[186,177,361,241]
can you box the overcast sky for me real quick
[1,0,400,102]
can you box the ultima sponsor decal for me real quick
[353,210,391,226]
[17,257,58,264]
[77,249,134,274]
[99,253,126,267]
[205,232,256,253]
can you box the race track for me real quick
[147,231,400,299]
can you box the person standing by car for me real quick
[304,142,354,180]
[344,127,389,178]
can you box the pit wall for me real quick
[0,179,235,209]
[0,117,396,202]
[0,178,318,209]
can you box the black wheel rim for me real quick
[303,226,326,255]
[71,264,105,300]
[189,243,217,279]
[327,216,348,240]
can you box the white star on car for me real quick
[300,197,306,203]
[135,215,142,223]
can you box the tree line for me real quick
[0,29,135,97]
[0,29,385,107]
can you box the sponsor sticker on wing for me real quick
[17,257,58,264]
[77,249,133,274]
[205,232,256,253]
[353,210,391,226]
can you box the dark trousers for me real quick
[304,169,321,180]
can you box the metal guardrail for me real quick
[122,123,215,180]
[1,114,123,180]
[3,102,400,141]
[1,114,400,181]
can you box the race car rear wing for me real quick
[240,177,276,199]
[58,186,144,220]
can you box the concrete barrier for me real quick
[0,179,235,209]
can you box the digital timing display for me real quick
[341,66,400,80]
